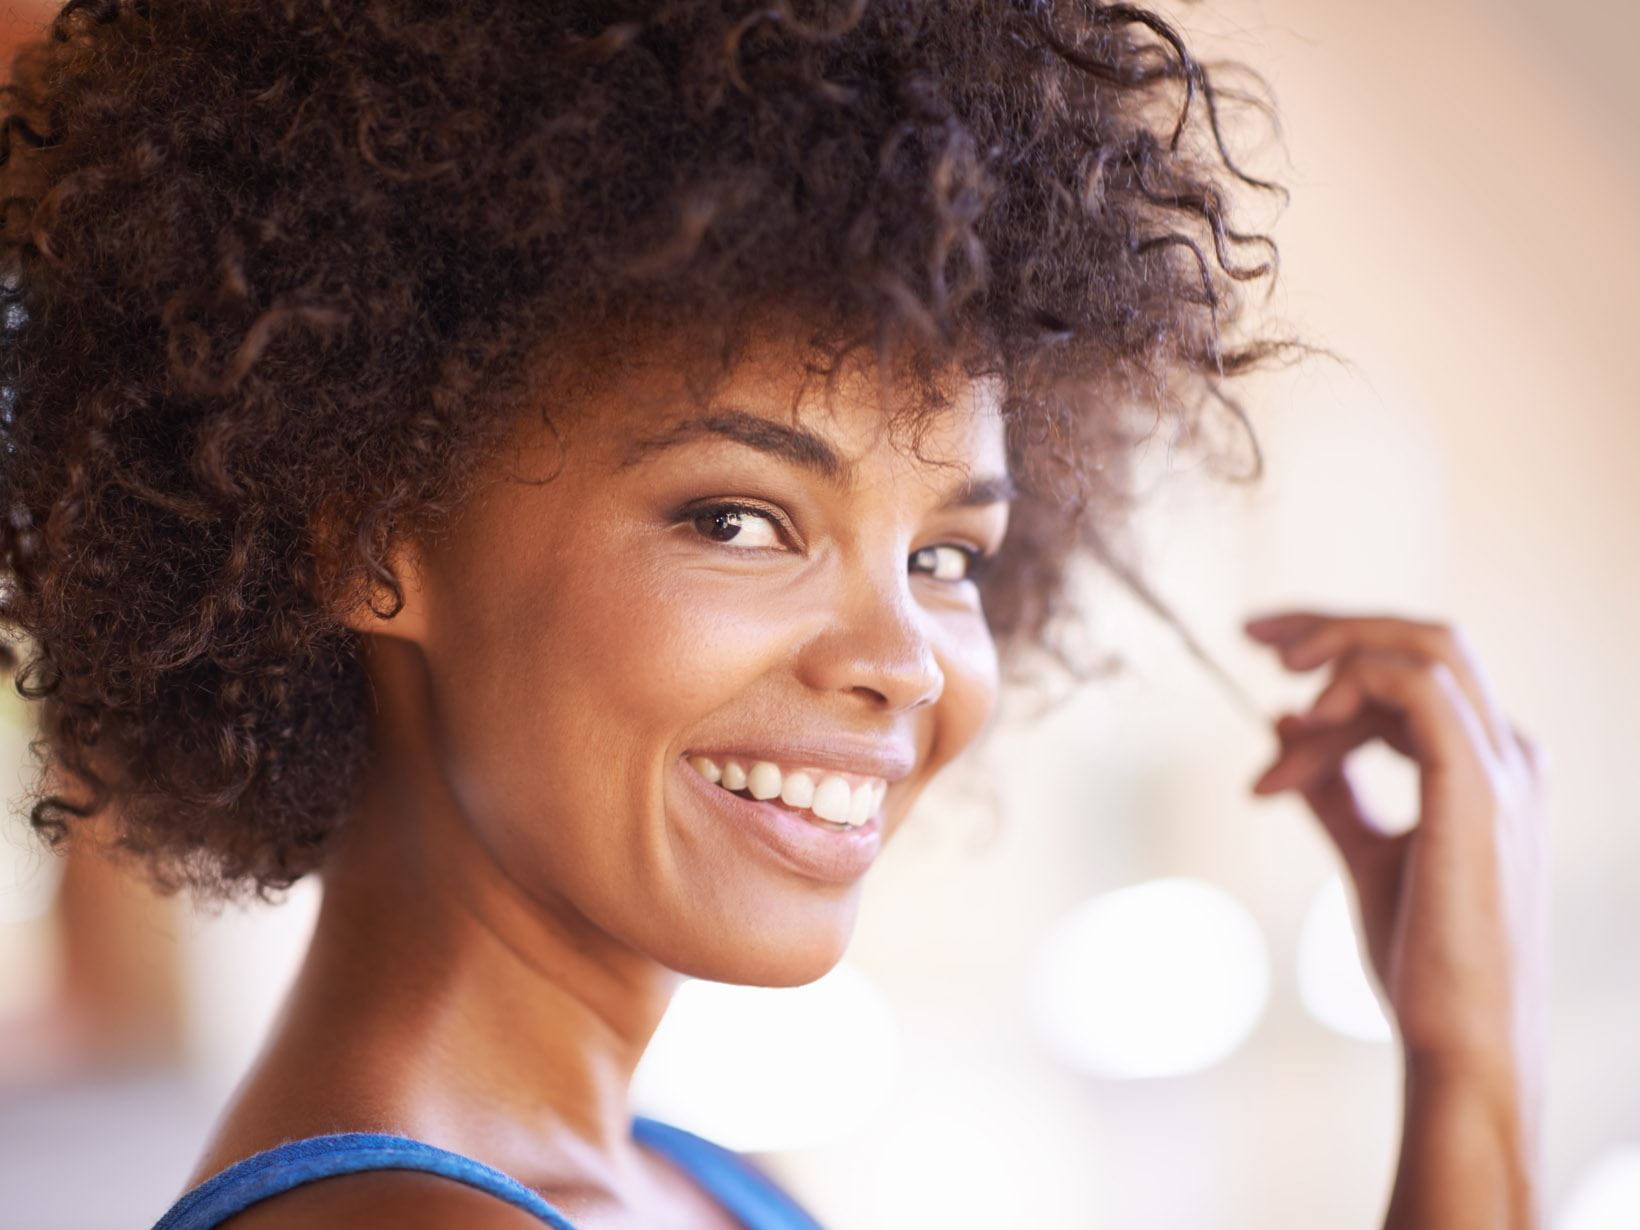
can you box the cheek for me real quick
[423,542,802,833]
[926,614,1001,777]
[552,560,807,733]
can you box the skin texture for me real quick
[194,333,1011,1227]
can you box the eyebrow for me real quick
[619,408,1019,508]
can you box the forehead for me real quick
[556,326,1010,480]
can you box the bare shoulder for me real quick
[215,1168,565,1230]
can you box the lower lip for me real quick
[676,759,884,885]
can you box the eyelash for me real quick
[679,500,996,583]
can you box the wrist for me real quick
[1403,1046,1519,1100]
[1403,1040,1544,1152]
[1394,1050,1542,1229]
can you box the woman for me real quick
[0,1,1548,1227]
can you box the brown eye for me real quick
[688,503,784,549]
[910,544,983,582]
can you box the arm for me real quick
[1385,1055,1540,1230]
[1246,611,1550,1229]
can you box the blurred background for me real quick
[1,0,1636,1226]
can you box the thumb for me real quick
[1267,714,1406,906]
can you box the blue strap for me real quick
[633,1117,825,1230]
[150,1132,580,1230]
[150,1115,825,1229]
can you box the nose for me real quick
[797,564,945,713]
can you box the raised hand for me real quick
[1244,610,1550,1227]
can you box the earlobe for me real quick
[340,538,431,645]
[312,522,433,646]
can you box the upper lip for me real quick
[682,737,916,783]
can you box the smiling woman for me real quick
[0,1,1548,1228]
[341,333,1013,998]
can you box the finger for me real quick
[1295,646,1506,813]
[1254,706,1406,801]
[1255,714,1407,909]
[1293,754,1407,922]
[1294,664,1420,760]
[1243,608,1383,644]
[1252,612,1516,767]
[1243,610,1329,644]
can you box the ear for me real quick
[338,537,432,645]
[309,514,433,646]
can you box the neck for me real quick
[204,637,685,1192]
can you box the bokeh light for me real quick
[1559,1144,1640,1230]
[631,960,900,1153]
[1025,877,1271,1080]
[1297,874,1394,1043]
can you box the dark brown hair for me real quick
[0,0,1294,898]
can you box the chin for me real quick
[646,890,864,989]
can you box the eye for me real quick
[684,502,788,550]
[910,543,989,583]
[679,501,992,578]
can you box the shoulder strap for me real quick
[632,1116,825,1229]
[149,1133,580,1230]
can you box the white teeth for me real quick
[847,780,873,826]
[811,774,853,823]
[746,760,783,801]
[780,770,816,809]
[687,753,887,828]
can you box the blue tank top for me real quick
[149,1114,825,1229]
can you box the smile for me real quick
[685,755,886,829]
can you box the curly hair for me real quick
[0,0,1294,899]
